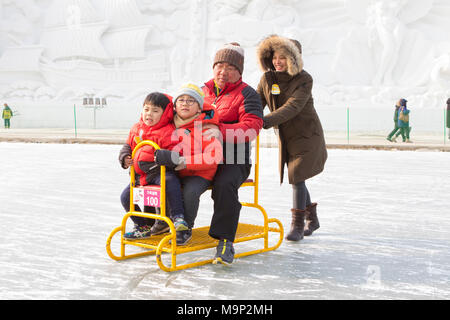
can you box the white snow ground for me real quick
[1,142,449,300]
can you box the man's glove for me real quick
[154,149,181,168]
[263,117,272,129]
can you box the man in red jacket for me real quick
[202,43,263,265]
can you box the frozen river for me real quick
[1,142,449,300]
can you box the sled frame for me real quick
[106,136,284,272]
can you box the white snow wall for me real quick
[1,0,450,132]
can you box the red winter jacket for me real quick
[172,103,223,181]
[124,101,177,186]
[203,78,263,142]
[203,78,263,164]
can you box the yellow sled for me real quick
[106,135,283,272]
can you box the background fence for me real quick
[5,101,449,144]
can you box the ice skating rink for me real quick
[1,142,449,299]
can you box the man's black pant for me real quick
[209,163,251,242]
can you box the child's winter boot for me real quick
[123,224,152,240]
[150,219,170,235]
[304,203,320,236]
[286,209,306,241]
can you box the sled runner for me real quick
[106,136,284,272]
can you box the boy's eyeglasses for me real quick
[177,99,197,106]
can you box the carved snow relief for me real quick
[0,0,449,108]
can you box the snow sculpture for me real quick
[329,0,450,107]
[39,0,169,97]
[0,0,449,109]
[183,0,208,85]
[430,43,450,87]
[368,0,406,86]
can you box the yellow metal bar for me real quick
[159,256,215,272]
[106,226,121,260]
[106,226,157,260]
[118,211,176,259]
[107,218,284,271]
[122,212,176,241]
[267,218,284,250]
[129,168,135,212]
[241,202,270,248]
[130,140,167,217]
[127,222,281,255]
[156,234,174,272]
[160,166,166,217]
[254,135,260,204]
[106,135,285,272]
[154,219,284,272]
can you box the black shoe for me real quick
[176,229,192,246]
[151,219,170,235]
[213,239,235,265]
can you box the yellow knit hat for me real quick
[174,83,205,109]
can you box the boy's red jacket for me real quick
[172,103,223,181]
[125,101,176,185]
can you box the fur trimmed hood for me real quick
[256,34,303,76]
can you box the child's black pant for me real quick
[120,171,185,226]
[181,176,211,229]
[120,184,156,227]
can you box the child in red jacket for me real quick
[156,83,223,245]
[118,92,188,240]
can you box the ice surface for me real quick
[1,143,449,299]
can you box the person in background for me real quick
[386,99,401,142]
[256,34,327,242]
[447,98,450,140]
[2,103,13,129]
[394,98,412,143]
